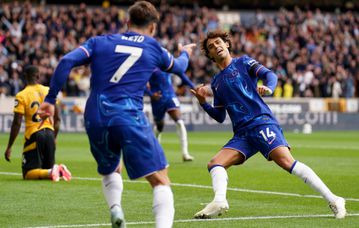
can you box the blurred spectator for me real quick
[332,76,342,98]
[273,80,283,98]
[0,2,357,98]
[283,78,294,98]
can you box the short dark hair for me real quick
[128,1,159,28]
[201,30,232,61]
[24,65,39,83]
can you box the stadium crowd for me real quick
[0,1,358,98]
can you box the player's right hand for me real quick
[190,84,208,105]
[4,148,11,162]
[151,91,162,101]
[178,43,197,58]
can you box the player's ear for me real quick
[149,23,157,36]
[225,41,230,49]
[126,21,131,30]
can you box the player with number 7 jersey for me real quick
[43,31,195,156]
[38,1,196,227]
[42,27,195,178]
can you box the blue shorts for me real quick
[86,124,168,179]
[151,96,180,122]
[223,124,289,162]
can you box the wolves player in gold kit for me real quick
[4,65,71,182]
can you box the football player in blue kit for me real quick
[191,30,346,219]
[147,69,195,161]
[38,1,196,228]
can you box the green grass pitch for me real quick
[0,131,358,227]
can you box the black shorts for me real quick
[22,128,56,177]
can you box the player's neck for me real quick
[128,26,154,37]
[217,56,233,70]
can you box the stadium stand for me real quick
[0,1,358,98]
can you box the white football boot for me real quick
[329,197,347,219]
[194,200,229,219]
[111,206,126,228]
[183,154,194,162]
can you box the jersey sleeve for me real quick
[243,55,277,93]
[79,37,95,58]
[243,55,271,78]
[178,73,195,89]
[13,93,25,114]
[199,85,226,123]
[45,38,94,104]
[158,47,174,71]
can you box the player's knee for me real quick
[276,157,294,171]
[146,172,170,187]
[207,159,220,170]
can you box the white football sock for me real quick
[210,166,228,202]
[291,161,337,203]
[102,172,123,209]
[175,119,189,156]
[152,185,174,228]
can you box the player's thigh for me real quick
[36,128,55,169]
[110,124,168,180]
[209,148,245,169]
[269,147,295,171]
[86,126,122,175]
[218,134,258,167]
[167,108,181,122]
[152,101,167,122]
[22,133,43,177]
[145,168,170,187]
[86,122,168,178]
[249,124,290,161]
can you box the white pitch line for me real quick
[161,139,359,150]
[1,171,359,202]
[25,213,359,228]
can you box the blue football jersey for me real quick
[211,55,279,133]
[149,69,176,99]
[78,32,177,126]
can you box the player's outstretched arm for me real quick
[178,43,196,58]
[46,47,91,104]
[4,113,23,162]
[168,43,197,75]
[178,73,195,89]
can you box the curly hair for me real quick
[200,30,232,61]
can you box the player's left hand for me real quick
[4,148,11,162]
[37,102,55,129]
[257,85,272,96]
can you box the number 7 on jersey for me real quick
[110,45,143,83]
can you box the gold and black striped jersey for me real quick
[13,84,54,141]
